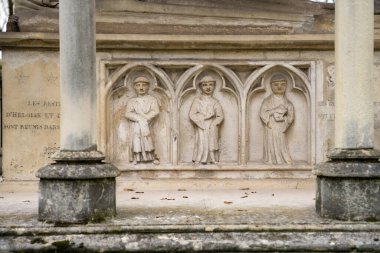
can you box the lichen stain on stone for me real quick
[30,237,47,244]
[63,133,95,151]
[52,240,73,249]
[345,120,373,148]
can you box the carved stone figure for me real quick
[260,74,294,164]
[125,76,160,165]
[190,76,224,164]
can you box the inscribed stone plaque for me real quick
[2,51,60,180]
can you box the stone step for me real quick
[1,217,380,252]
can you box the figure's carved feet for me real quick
[193,161,200,166]
[210,159,218,164]
[153,159,160,165]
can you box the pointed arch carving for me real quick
[175,64,242,165]
[245,63,314,165]
[100,63,174,168]
[98,60,317,170]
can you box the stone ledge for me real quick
[3,222,380,236]
[1,32,379,50]
[0,32,339,50]
[116,164,313,171]
[313,162,380,178]
[52,150,105,162]
[328,148,380,161]
[36,163,120,179]
[1,224,380,252]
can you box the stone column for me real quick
[36,0,119,224]
[335,0,374,149]
[314,0,380,221]
[59,0,96,152]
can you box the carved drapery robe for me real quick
[125,95,159,162]
[259,94,294,164]
[189,95,224,163]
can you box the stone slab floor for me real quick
[1,178,380,252]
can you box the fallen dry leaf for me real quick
[240,196,248,199]
[224,201,233,205]
[124,188,134,191]
[177,189,187,191]
[239,187,250,190]
[135,191,144,194]
[131,197,139,200]
[182,196,189,198]
[161,197,175,200]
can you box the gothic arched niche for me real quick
[248,67,310,165]
[108,67,171,167]
[178,68,239,164]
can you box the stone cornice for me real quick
[0,32,337,50]
[1,32,380,51]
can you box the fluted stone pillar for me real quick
[314,0,380,221]
[36,0,119,224]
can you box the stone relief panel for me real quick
[107,66,171,167]
[248,66,311,165]
[178,68,240,165]
[100,61,316,169]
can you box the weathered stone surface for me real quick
[2,206,380,252]
[3,231,380,252]
[1,50,60,180]
[314,161,380,221]
[52,150,105,162]
[38,175,117,224]
[0,33,339,50]
[59,0,97,152]
[13,0,333,35]
[327,148,380,160]
[313,161,380,178]
[334,0,375,150]
[36,163,120,179]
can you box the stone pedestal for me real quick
[36,151,120,224]
[314,149,380,221]
[313,0,379,221]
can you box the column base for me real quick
[36,151,120,224]
[313,149,380,221]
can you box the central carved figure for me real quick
[259,74,294,165]
[189,76,224,165]
[125,76,160,165]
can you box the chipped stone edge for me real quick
[36,163,120,179]
[327,148,380,160]
[51,150,105,162]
